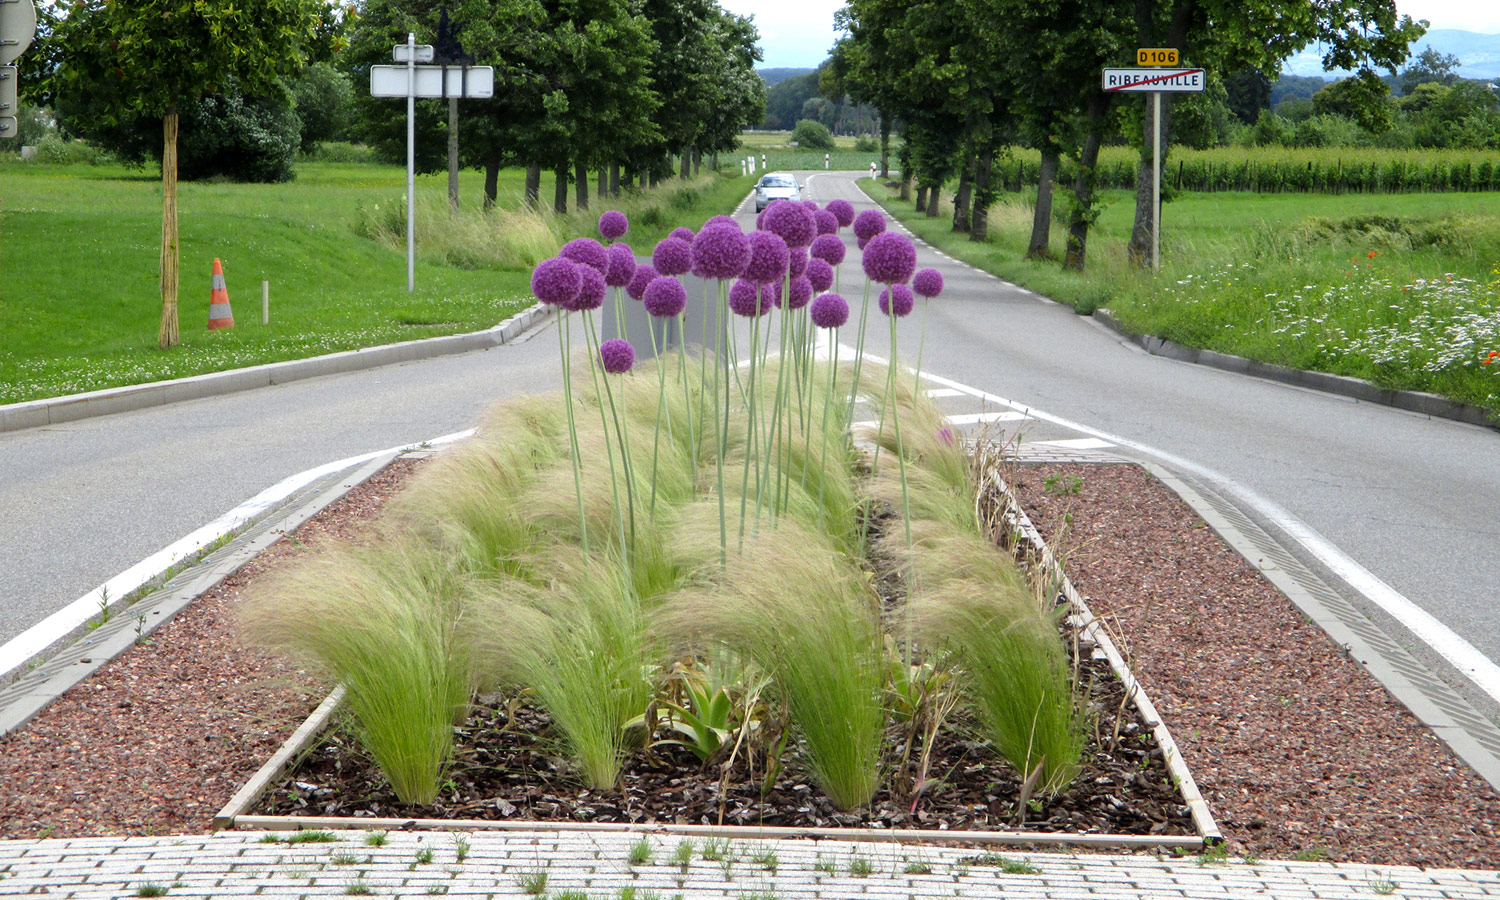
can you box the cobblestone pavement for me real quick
[2,831,1498,899]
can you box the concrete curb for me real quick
[1092,308,1498,430]
[0,303,553,434]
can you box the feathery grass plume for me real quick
[243,537,475,805]
[471,544,654,790]
[661,519,884,809]
[356,195,561,269]
[854,361,973,505]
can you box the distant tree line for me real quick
[829,0,1429,271]
[760,66,879,136]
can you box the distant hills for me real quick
[758,67,816,87]
[1281,28,1500,80]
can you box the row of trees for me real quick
[20,0,765,347]
[828,0,1427,271]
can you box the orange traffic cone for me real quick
[208,258,234,330]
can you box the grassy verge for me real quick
[864,178,1500,414]
[0,158,755,404]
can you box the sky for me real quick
[718,0,1500,70]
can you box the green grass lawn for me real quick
[0,156,755,403]
[866,179,1500,413]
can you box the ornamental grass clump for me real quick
[245,538,475,806]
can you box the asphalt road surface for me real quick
[2,170,1496,718]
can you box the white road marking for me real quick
[0,430,475,681]
[1035,437,1116,450]
[926,388,965,398]
[946,411,1029,425]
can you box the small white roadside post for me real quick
[1101,54,1204,273]
[261,280,269,324]
[824,152,830,169]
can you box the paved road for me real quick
[3,170,1496,718]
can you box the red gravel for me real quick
[0,459,420,840]
[1011,462,1500,868]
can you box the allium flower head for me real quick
[809,292,850,329]
[857,236,871,251]
[576,264,607,310]
[862,232,917,285]
[936,427,955,447]
[744,231,789,284]
[651,237,693,276]
[785,275,813,310]
[531,257,582,308]
[691,223,751,280]
[852,209,886,242]
[826,199,856,228]
[670,227,695,243]
[561,237,609,273]
[878,283,915,317]
[761,199,816,248]
[604,242,637,287]
[599,338,635,374]
[913,267,944,298]
[703,215,740,230]
[626,264,659,301]
[598,210,628,241]
[801,199,819,212]
[814,209,839,235]
[809,233,846,266]
[642,276,688,318]
[728,279,771,317]
[805,257,834,293]
[788,248,808,279]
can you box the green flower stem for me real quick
[912,296,930,397]
[714,280,729,568]
[889,310,916,667]
[737,311,762,550]
[582,312,630,566]
[559,312,589,556]
[647,315,668,520]
[815,338,840,529]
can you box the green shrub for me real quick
[293,62,355,152]
[32,134,115,165]
[791,119,836,151]
[853,135,879,153]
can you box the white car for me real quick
[754,173,802,212]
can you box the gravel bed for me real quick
[1010,462,1500,868]
[0,460,420,839]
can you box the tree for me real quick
[1312,72,1395,132]
[791,118,836,150]
[293,62,354,152]
[53,0,318,347]
[1223,68,1271,124]
[1399,46,1460,95]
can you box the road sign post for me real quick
[1102,61,1205,273]
[0,0,37,140]
[370,34,494,291]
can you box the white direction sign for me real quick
[370,64,494,98]
[392,42,434,62]
[0,0,35,65]
[1102,68,1205,93]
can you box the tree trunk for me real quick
[1065,97,1109,271]
[554,166,568,214]
[1027,147,1060,259]
[157,110,180,349]
[610,163,620,195]
[899,170,911,201]
[951,159,973,233]
[484,150,501,209]
[524,164,541,209]
[1127,95,1173,265]
[926,184,940,217]
[680,153,690,179]
[879,114,890,178]
[970,144,992,243]
[622,166,635,190]
[914,184,928,211]
[693,148,701,175]
[575,160,589,210]
[447,97,459,212]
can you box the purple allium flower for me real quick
[743,231,790,284]
[755,209,767,230]
[878,283,915,317]
[826,199,856,228]
[761,199,816,249]
[785,276,813,310]
[728,279,771,317]
[576,265,608,310]
[810,292,850,329]
[801,199,819,212]
[598,210,628,241]
[852,209,886,242]
[651,237,692,276]
[703,215,740,230]
[531,257,582,308]
[600,338,635,374]
[691,223,751,280]
[604,242,637,287]
[788,248,808,279]
[862,232,917,285]
[642,276,688,318]
[561,237,609,273]
[805,257,834,293]
[809,233,846,266]
[913,267,944,298]
[814,209,839,235]
[857,236,870,251]
[670,227,695,243]
[936,426,955,447]
[626,264,659,301]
